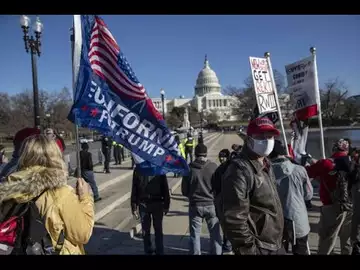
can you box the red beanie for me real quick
[14,127,41,147]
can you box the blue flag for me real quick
[68,15,189,176]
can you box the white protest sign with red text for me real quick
[249,57,277,115]
[285,56,318,121]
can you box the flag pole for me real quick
[70,22,81,178]
[310,47,326,159]
[264,52,290,156]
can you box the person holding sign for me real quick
[221,117,285,255]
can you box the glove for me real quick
[131,203,139,220]
[163,209,169,215]
[132,211,140,220]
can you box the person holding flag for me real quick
[68,15,189,177]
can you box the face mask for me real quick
[248,137,275,157]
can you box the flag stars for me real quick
[90,108,99,117]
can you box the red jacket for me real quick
[306,152,347,205]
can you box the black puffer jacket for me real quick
[332,156,353,212]
[130,168,170,212]
[221,145,284,255]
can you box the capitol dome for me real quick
[194,55,221,97]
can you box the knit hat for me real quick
[219,149,230,159]
[195,143,207,157]
[333,138,349,152]
[13,127,41,148]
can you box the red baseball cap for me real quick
[247,117,280,137]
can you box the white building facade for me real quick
[151,55,239,122]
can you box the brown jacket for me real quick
[221,145,284,255]
[0,166,94,255]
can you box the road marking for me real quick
[128,133,223,237]
[95,192,131,221]
[98,171,133,192]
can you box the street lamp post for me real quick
[20,15,43,130]
[160,88,165,120]
[187,103,191,133]
[200,110,203,133]
[45,113,51,128]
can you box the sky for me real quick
[0,15,359,99]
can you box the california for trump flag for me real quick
[68,15,189,176]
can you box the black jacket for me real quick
[130,168,170,212]
[80,150,93,172]
[211,161,230,197]
[221,145,284,255]
[101,137,112,153]
[332,156,353,212]
[181,158,218,206]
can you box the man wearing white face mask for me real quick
[221,117,285,255]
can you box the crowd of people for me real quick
[129,117,360,256]
[0,118,359,255]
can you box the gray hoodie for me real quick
[271,157,313,238]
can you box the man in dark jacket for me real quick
[80,142,101,202]
[306,139,353,254]
[269,140,313,255]
[212,148,233,254]
[221,117,285,255]
[131,167,170,255]
[101,135,112,174]
[181,143,221,255]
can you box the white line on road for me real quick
[129,133,224,237]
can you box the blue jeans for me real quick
[139,202,164,255]
[189,204,222,255]
[81,170,99,199]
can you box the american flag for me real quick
[88,16,147,100]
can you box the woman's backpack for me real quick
[0,192,64,255]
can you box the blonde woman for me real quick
[0,134,94,255]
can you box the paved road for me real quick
[84,132,243,254]
[83,132,231,254]
[85,133,343,255]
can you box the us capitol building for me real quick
[151,55,239,123]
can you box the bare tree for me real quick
[320,78,349,121]
[47,87,73,133]
[343,96,359,120]
[0,93,12,134]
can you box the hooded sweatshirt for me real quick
[181,157,218,206]
[272,157,313,238]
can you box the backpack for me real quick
[0,191,65,255]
